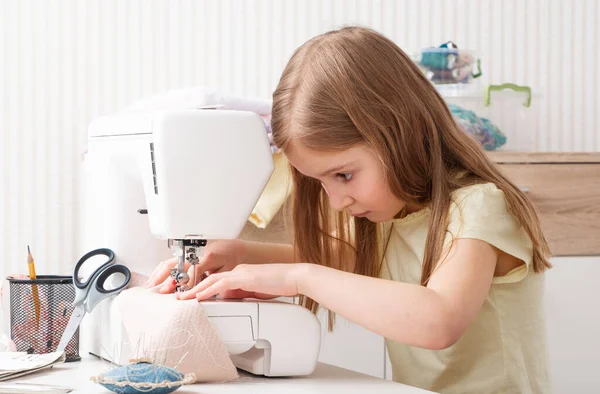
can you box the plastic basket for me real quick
[413,43,482,85]
[438,83,540,152]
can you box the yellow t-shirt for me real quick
[380,183,551,394]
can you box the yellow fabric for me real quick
[380,183,551,394]
[248,152,293,228]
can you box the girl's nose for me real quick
[328,192,354,212]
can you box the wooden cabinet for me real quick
[489,152,600,256]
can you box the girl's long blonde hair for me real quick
[271,26,551,321]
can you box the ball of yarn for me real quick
[448,104,507,151]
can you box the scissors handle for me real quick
[83,263,131,312]
[72,248,132,312]
[73,248,115,290]
[95,263,131,294]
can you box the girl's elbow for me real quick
[423,313,466,350]
[426,330,462,350]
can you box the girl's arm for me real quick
[298,238,498,349]
[242,241,300,264]
[147,240,300,291]
[186,237,499,350]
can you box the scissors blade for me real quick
[56,304,86,353]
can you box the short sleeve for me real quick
[445,183,534,284]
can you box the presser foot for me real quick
[169,265,200,292]
[168,239,206,292]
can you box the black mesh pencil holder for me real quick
[7,275,81,362]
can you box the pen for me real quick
[27,245,41,330]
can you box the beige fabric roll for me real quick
[114,286,238,383]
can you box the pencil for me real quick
[27,245,41,330]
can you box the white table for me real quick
[12,354,436,393]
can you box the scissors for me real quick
[57,248,131,353]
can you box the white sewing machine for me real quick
[80,108,321,377]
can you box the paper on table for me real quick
[0,382,73,393]
[0,351,66,381]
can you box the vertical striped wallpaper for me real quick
[1,0,599,279]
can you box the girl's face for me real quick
[285,143,406,222]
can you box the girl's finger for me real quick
[251,292,279,300]
[197,276,244,301]
[176,272,225,300]
[186,264,209,288]
[215,289,277,300]
[146,258,176,287]
[193,252,222,276]
[219,289,255,299]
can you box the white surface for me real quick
[231,299,320,377]
[385,347,393,381]
[545,256,600,394]
[81,133,175,276]
[316,310,387,379]
[12,355,436,394]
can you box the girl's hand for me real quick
[176,263,310,301]
[145,239,248,293]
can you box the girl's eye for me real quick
[336,173,353,182]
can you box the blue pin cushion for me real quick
[90,361,196,394]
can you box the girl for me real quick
[147,26,552,393]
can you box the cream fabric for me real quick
[114,286,238,383]
[248,152,293,229]
[380,183,551,394]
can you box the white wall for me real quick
[544,257,600,394]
